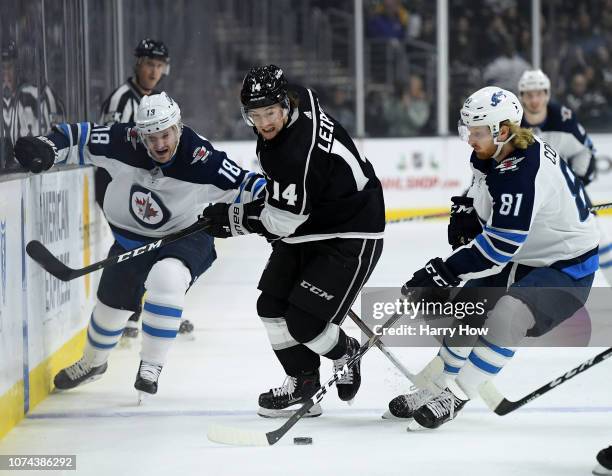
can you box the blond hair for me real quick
[501,120,535,149]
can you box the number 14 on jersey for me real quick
[271,181,298,206]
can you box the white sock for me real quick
[457,338,516,399]
[140,258,191,366]
[83,301,132,366]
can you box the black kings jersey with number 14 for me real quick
[256,85,385,244]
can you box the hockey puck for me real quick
[293,437,313,445]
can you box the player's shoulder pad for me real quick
[171,125,244,186]
[288,84,313,107]
[488,140,541,191]
[179,126,217,166]
[546,102,579,128]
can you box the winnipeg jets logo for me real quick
[496,156,525,173]
[561,106,573,122]
[135,194,159,220]
[490,91,506,106]
[191,146,211,164]
[129,185,171,228]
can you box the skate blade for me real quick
[407,419,427,432]
[381,410,413,421]
[257,403,322,419]
[593,463,612,476]
[137,391,153,405]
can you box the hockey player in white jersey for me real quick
[13,92,265,400]
[518,69,612,284]
[386,86,599,429]
[97,38,187,341]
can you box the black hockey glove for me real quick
[447,196,482,250]
[199,198,265,238]
[401,258,460,303]
[13,136,58,173]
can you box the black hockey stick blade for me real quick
[479,347,612,416]
[26,220,210,282]
[26,240,76,281]
[207,311,405,446]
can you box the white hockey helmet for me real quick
[135,92,181,134]
[459,86,523,158]
[518,69,551,93]
[135,92,182,159]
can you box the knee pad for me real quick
[285,304,326,343]
[485,295,535,347]
[145,258,191,301]
[257,292,287,318]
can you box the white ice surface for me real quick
[1,220,611,476]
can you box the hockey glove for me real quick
[199,198,265,238]
[401,258,460,303]
[575,155,597,186]
[13,136,58,173]
[447,196,482,250]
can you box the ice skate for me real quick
[258,370,321,418]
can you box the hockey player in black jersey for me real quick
[14,92,265,401]
[201,65,385,417]
[518,69,612,285]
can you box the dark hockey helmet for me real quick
[240,65,289,124]
[134,38,169,61]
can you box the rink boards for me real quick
[0,168,110,438]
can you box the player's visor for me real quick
[241,97,290,127]
[457,120,491,142]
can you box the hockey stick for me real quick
[590,201,612,213]
[479,347,612,416]
[26,219,210,281]
[386,211,450,224]
[384,201,612,226]
[346,309,416,383]
[207,311,404,446]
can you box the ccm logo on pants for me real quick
[300,280,335,301]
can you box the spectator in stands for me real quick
[366,0,409,40]
[564,71,609,129]
[328,87,355,135]
[383,74,430,137]
[593,46,612,104]
[365,89,389,136]
[482,41,531,91]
